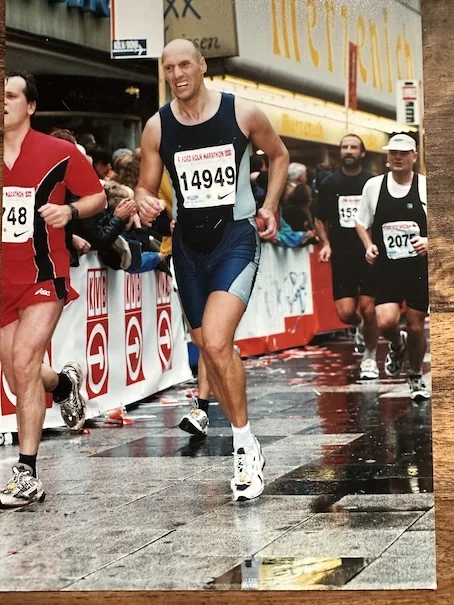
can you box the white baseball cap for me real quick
[383,134,417,152]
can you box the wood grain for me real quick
[1,0,454,603]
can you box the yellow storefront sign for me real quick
[206,75,415,153]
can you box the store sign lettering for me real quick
[48,0,110,18]
[271,0,415,93]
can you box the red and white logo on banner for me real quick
[1,347,53,416]
[124,274,145,385]
[156,272,173,372]
[86,269,109,399]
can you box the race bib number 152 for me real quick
[2,187,35,244]
[174,144,236,209]
[338,195,361,228]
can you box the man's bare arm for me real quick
[315,218,331,262]
[356,223,379,264]
[236,100,289,240]
[244,104,289,214]
[39,192,106,228]
[136,113,166,225]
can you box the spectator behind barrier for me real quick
[77,132,96,150]
[70,180,137,270]
[88,146,113,181]
[104,181,170,275]
[250,153,269,209]
[49,128,77,145]
[271,161,318,248]
[281,184,318,247]
[114,152,173,255]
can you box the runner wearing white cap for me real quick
[355,134,429,400]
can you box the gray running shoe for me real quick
[0,465,45,508]
[408,374,430,400]
[58,362,86,430]
[179,407,209,436]
[385,331,408,377]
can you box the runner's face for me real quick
[162,51,206,101]
[340,136,364,169]
[4,77,35,132]
[387,150,417,173]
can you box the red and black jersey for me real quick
[2,129,103,286]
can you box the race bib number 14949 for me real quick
[174,144,236,209]
[2,187,35,244]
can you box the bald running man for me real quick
[136,39,289,501]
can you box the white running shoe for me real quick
[359,358,379,380]
[408,374,431,400]
[385,331,408,377]
[0,465,45,508]
[179,407,209,436]
[231,436,266,502]
[58,362,86,430]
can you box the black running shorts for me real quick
[331,254,376,301]
[374,257,429,313]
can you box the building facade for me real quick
[6,0,422,169]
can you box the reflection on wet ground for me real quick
[0,331,435,591]
[208,556,367,590]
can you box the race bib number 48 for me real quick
[382,220,420,260]
[2,187,35,243]
[174,144,236,209]
[338,195,361,228]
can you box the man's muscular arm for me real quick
[136,113,166,226]
[235,99,289,241]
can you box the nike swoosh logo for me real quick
[218,191,234,200]
[14,230,29,237]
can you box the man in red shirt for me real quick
[1,72,106,507]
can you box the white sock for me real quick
[356,317,364,331]
[362,348,377,361]
[409,368,422,377]
[232,422,255,451]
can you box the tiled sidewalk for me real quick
[0,335,435,591]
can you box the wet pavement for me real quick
[0,329,435,591]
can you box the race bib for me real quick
[338,195,361,228]
[382,220,420,260]
[2,187,35,244]
[174,144,236,209]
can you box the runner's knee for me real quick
[337,309,358,325]
[203,338,232,364]
[376,315,398,332]
[406,320,424,338]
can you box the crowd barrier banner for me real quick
[0,244,345,434]
[0,254,193,433]
[235,244,345,356]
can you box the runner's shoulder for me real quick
[362,173,385,192]
[31,129,78,156]
[417,173,427,185]
[233,95,266,125]
[318,170,338,192]
[142,112,162,147]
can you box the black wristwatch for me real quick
[69,204,79,221]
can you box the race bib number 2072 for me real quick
[382,220,420,260]
[2,187,35,243]
[174,144,236,209]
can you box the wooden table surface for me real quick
[1,0,453,603]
